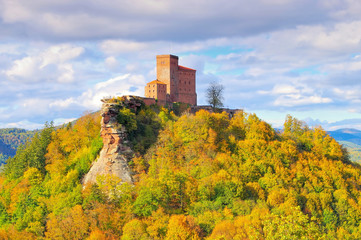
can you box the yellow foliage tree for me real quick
[166,215,201,240]
[45,205,89,240]
[121,219,149,240]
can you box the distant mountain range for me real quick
[328,128,361,145]
[328,128,361,163]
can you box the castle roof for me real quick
[179,65,196,71]
[147,80,167,85]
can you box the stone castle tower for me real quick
[145,54,197,105]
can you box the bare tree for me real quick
[206,81,224,110]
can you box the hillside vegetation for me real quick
[0,102,361,239]
[338,141,361,163]
[0,128,35,165]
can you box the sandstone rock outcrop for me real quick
[82,99,134,186]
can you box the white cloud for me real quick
[324,60,361,72]
[81,74,146,108]
[0,120,43,130]
[125,63,139,72]
[49,97,76,109]
[53,117,76,126]
[40,45,84,66]
[0,72,147,128]
[57,64,75,83]
[272,85,299,95]
[101,40,149,54]
[50,74,146,111]
[1,116,75,130]
[260,84,333,107]
[5,44,84,83]
[105,56,119,70]
[274,95,332,107]
[6,56,37,78]
[304,117,361,131]
[291,21,361,53]
[333,87,361,102]
[234,21,361,66]
[246,68,265,77]
[99,38,241,59]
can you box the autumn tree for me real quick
[166,215,201,240]
[0,101,360,238]
[206,81,224,110]
[45,205,89,240]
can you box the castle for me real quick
[144,54,197,106]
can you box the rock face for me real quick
[82,99,133,186]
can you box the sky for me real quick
[1,0,361,130]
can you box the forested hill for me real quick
[1,99,361,239]
[328,129,361,163]
[0,128,35,165]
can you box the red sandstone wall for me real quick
[156,83,167,101]
[178,68,197,105]
[157,55,179,101]
[145,82,166,101]
[144,84,153,98]
[143,98,156,105]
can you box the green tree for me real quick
[4,122,54,179]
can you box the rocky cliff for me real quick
[82,98,134,186]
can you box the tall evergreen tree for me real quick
[4,122,54,179]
